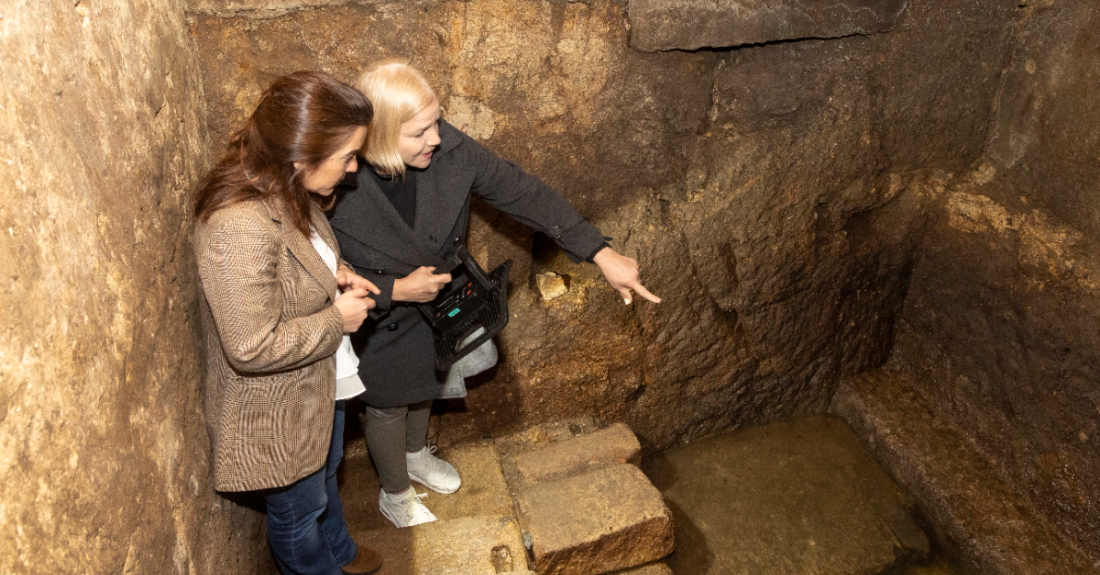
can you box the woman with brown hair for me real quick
[193,71,382,575]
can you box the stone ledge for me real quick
[833,370,1098,575]
[627,0,908,52]
[508,422,642,487]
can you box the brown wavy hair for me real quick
[194,71,373,236]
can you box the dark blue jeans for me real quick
[264,401,357,575]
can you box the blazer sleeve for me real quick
[195,210,343,374]
[458,128,607,263]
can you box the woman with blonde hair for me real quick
[194,71,383,574]
[328,60,660,527]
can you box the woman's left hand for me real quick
[337,265,382,295]
[592,247,661,305]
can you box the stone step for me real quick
[834,370,1098,575]
[341,421,673,574]
[493,416,604,455]
[350,515,526,575]
[514,464,674,575]
[504,422,641,488]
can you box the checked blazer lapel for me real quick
[264,198,339,300]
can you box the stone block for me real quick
[351,515,527,575]
[515,465,673,575]
[511,422,641,486]
[627,0,908,52]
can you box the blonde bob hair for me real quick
[356,59,438,178]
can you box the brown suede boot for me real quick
[341,546,383,575]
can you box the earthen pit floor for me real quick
[335,414,961,574]
[640,417,960,575]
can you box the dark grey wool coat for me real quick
[328,120,605,408]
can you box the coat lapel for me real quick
[263,198,339,299]
[414,164,474,254]
[329,167,443,267]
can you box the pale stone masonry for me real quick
[514,465,674,575]
[343,422,673,574]
[510,422,642,486]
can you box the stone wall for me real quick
[186,0,1018,450]
[0,1,266,573]
[889,0,1100,561]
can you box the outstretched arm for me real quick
[591,246,661,305]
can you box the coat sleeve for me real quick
[195,210,343,374]
[458,128,606,263]
[356,267,394,321]
[330,226,396,317]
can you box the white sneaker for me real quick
[406,446,462,494]
[378,487,436,528]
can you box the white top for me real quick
[310,228,365,401]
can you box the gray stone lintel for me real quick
[628,0,909,52]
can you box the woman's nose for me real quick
[346,156,358,173]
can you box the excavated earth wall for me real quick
[11,0,1091,572]
[0,1,266,573]
[888,0,1100,562]
[186,0,1018,449]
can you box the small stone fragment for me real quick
[536,272,569,301]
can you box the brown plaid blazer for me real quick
[194,197,344,492]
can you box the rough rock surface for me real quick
[514,464,674,575]
[0,1,266,574]
[186,0,1018,454]
[627,0,909,52]
[642,417,929,574]
[886,0,1100,563]
[835,371,1097,574]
